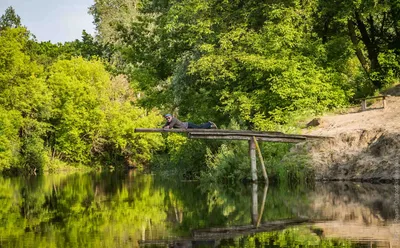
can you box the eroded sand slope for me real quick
[300,86,400,181]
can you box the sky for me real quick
[0,0,96,43]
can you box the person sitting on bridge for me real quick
[163,114,217,129]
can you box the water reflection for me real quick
[0,171,399,247]
[308,182,400,248]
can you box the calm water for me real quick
[0,170,399,247]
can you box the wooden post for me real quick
[361,100,367,111]
[383,96,387,109]
[251,183,258,225]
[249,139,257,182]
[253,136,269,183]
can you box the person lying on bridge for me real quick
[163,114,218,129]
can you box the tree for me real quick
[0,25,163,173]
[91,0,351,127]
[46,57,163,165]
[0,6,22,30]
[314,0,400,90]
[0,27,50,172]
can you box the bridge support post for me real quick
[251,182,258,225]
[253,136,269,183]
[249,139,257,182]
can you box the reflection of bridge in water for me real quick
[139,182,318,248]
[138,183,309,247]
[139,219,309,247]
[135,128,330,182]
[137,181,400,248]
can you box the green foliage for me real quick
[198,120,313,185]
[203,142,250,184]
[0,27,50,116]
[187,4,352,128]
[46,57,110,163]
[202,140,314,185]
[315,0,400,90]
[18,120,49,173]
[0,24,164,173]
[231,226,355,248]
[0,108,21,170]
[3,0,400,179]
[0,6,21,30]
[154,133,218,180]
[379,50,400,87]
[90,0,358,130]
[27,31,110,67]
[91,0,400,181]
[0,27,51,172]
[90,0,400,126]
[46,57,163,166]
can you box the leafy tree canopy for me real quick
[0,6,21,30]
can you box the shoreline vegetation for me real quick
[1,1,400,183]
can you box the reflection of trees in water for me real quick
[0,172,262,247]
[3,172,400,247]
[305,182,400,247]
[309,182,400,223]
[0,172,171,247]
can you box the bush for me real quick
[0,108,21,170]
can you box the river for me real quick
[0,170,399,247]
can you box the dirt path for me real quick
[304,95,400,137]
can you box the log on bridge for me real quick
[134,128,330,142]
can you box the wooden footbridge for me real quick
[135,128,331,182]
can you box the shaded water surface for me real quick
[0,171,399,247]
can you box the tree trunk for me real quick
[354,11,383,88]
[389,9,400,50]
[347,19,369,74]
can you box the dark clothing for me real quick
[163,117,212,129]
[187,122,212,129]
[163,117,188,129]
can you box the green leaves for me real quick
[0,108,21,169]
[0,6,22,30]
[89,0,400,132]
[46,57,163,165]
[92,0,356,131]
[0,28,49,117]
[0,26,164,172]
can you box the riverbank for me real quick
[300,85,400,182]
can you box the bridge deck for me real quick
[134,128,331,143]
[134,128,331,182]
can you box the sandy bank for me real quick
[300,86,400,181]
